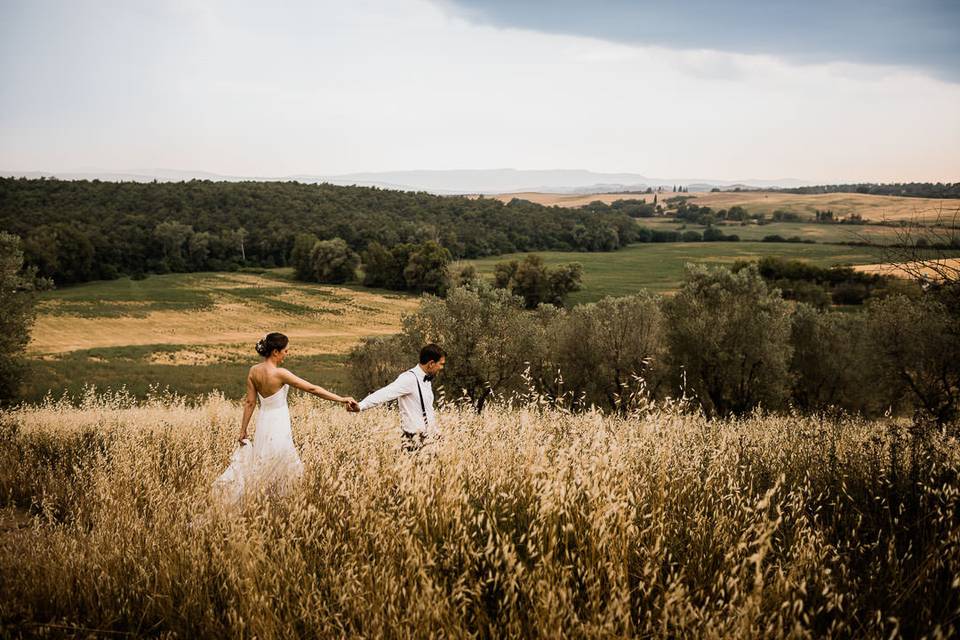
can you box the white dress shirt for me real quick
[358,365,437,435]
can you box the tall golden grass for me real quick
[1,390,958,637]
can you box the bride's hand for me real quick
[343,397,360,412]
[238,435,249,446]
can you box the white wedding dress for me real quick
[213,384,304,507]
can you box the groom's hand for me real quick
[346,399,360,412]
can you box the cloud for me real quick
[0,0,957,181]
[439,0,960,83]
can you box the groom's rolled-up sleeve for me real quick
[358,374,413,411]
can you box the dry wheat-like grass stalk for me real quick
[1,391,958,638]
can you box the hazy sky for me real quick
[1,0,958,182]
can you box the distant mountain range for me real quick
[1,168,813,195]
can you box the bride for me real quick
[213,332,357,507]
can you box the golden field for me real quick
[854,257,960,280]
[20,271,420,401]
[491,191,956,222]
[1,392,958,637]
[29,271,419,358]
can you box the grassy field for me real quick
[465,242,885,304]
[26,345,350,404]
[1,395,956,637]
[30,269,417,353]
[22,244,923,400]
[25,270,419,403]
[492,190,957,222]
[640,217,908,245]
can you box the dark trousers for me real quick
[400,431,426,452]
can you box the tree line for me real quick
[349,264,960,430]
[752,256,905,308]
[780,182,960,199]
[291,232,586,307]
[291,235,458,296]
[0,178,639,287]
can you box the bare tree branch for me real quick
[869,203,960,287]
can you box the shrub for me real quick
[308,237,360,284]
[403,241,452,295]
[867,294,960,429]
[0,232,44,403]
[554,293,665,412]
[663,265,792,416]
[400,284,555,411]
[789,304,880,413]
[492,255,583,308]
[831,282,870,305]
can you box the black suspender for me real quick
[407,371,429,428]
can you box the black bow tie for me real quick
[423,374,434,382]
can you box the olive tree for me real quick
[0,232,45,403]
[291,233,319,281]
[493,254,583,308]
[663,264,792,417]
[867,294,960,430]
[403,241,452,295]
[346,334,414,397]
[400,283,553,411]
[555,293,665,412]
[308,237,359,284]
[789,304,880,415]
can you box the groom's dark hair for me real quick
[419,343,446,364]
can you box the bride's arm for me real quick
[239,371,257,444]
[279,368,356,406]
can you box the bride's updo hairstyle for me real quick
[255,332,289,358]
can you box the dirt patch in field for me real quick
[148,346,243,366]
[273,289,352,312]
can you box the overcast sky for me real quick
[1,0,958,182]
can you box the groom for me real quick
[349,344,446,450]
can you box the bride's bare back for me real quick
[235,333,357,444]
[249,362,288,398]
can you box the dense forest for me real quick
[778,182,960,199]
[0,178,638,286]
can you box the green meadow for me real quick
[25,346,349,404]
[640,218,908,244]
[464,241,886,304]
